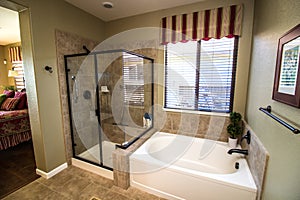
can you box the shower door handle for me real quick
[95,108,100,116]
[95,108,100,119]
[72,76,79,103]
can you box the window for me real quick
[12,61,25,91]
[165,37,238,113]
[123,52,144,106]
[8,46,25,91]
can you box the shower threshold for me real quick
[79,141,115,168]
[72,141,116,180]
[72,158,113,180]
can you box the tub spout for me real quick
[227,149,248,155]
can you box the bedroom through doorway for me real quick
[0,4,38,198]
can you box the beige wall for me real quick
[246,0,300,199]
[2,0,105,172]
[3,42,22,88]
[0,45,8,90]
[105,0,254,116]
[0,42,21,91]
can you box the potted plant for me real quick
[1,85,16,91]
[227,112,242,148]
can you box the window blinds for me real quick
[122,52,144,106]
[12,61,25,91]
[165,41,198,109]
[198,37,237,112]
[165,37,237,113]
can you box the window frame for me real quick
[164,36,239,114]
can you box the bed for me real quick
[0,109,31,150]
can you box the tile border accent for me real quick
[36,162,68,179]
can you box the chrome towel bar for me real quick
[259,106,300,134]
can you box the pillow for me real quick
[0,94,7,107]
[0,98,20,111]
[14,91,27,109]
[3,90,15,98]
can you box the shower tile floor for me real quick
[2,166,166,200]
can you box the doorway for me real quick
[0,2,38,198]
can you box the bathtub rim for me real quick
[130,131,257,193]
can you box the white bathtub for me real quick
[130,132,257,200]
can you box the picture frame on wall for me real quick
[272,24,300,108]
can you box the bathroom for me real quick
[3,0,300,199]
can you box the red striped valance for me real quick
[160,4,243,44]
[8,46,22,62]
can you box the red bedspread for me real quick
[0,109,31,150]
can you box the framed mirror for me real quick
[273,24,300,107]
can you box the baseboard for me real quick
[72,158,113,180]
[36,162,68,179]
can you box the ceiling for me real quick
[0,0,205,45]
[0,6,20,46]
[65,0,205,22]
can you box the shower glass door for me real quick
[65,49,153,170]
[96,51,124,168]
[65,54,104,167]
[96,50,153,149]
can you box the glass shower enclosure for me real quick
[64,49,153,170]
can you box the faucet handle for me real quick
[241,130,251,145]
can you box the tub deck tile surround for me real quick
[154,107,268,200]
[242,123,269,200]
[112,129,158,189]
[155,107,231,142]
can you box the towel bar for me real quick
[259,106,300,134]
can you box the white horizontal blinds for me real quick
[165,37,237,113]
[13,61,25,91]
[165,41,198,109]
[198,37,236,112]
[8,46,25,91]
[122,52,144,106]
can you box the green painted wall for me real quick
[3,1,300,198]
[246,0,300,199]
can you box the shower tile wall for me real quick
[67,55,99,156]
[55,29,99,165]
[99,49,155,145]
[98,53,127,145]
[56,31,159,165]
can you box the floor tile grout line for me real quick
[107,186,139,200]
[43,188,73,200]
[33,178,70,197]
[3,166,164,200]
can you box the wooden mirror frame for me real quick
[272,24,300,108]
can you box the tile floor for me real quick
[0,140,40,198]
[2,166,166,200]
